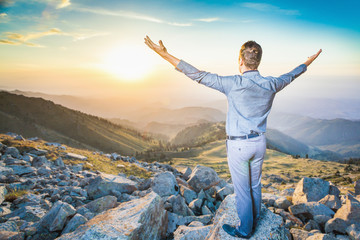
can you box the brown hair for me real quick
[239,41,262,70]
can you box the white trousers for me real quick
[226,134,266,235]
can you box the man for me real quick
[144,35,321,238]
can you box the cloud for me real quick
[242,2,300,16]
[75,7,192,27]
[195,17,220,23]
[0,0,14,8]
[56,0,71,9]
[0,27,109,47]
[0,28,63,47]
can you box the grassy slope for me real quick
[0,134,152,179]
[168,140,359,194]
[0,91,156,155]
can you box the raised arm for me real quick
[144,35,236,95]
[271,49,322,92]
[144,35,180,67]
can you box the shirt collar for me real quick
[242,70,259,76]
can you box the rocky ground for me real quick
[0,133,359,240]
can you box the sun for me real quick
[102,45,155,81]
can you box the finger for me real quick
[159,40,165,48]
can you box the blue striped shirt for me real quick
[175,60,307,136]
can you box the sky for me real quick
[0,0,359,108]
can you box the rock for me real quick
[86,173,137,199]
[167,194,194,216]
[65,153,87,161]
[202,205,212,215]
[333,196,360,227]
[346,224,360,240]
[188,221,204,227]
[62,213,88,234]
[83,195,117,214]
[180,185,197,205]
[54,157,65,167]
[205,194,289,239]
[7,165,36,176]
[0,166,14,176]
[355,180,360,196]
[174,225,212,240]
[262,193,282,207]
[4,147,21,159]
[217,184,234,201]
[293,177,330,204]
[0,221,19,232]
[181,167,192,181]
[275,208,304,227]
[187,165,220,192]
[0,186,7,204]
[274,197,292,210]
[325,218,348,234]
[313,215,332,228]
[290,228,314,240]
[289,202,335,219]
[45,142,62,147]
[329,183,340,198]
[3,206,46,222]
[29,148,48,156]
[37,166,51,175]
[306,233,338,240]
[189,198,203,214]
[39,201,76,232]
[32,156,51,168]
[0,231,25,240]
[280,188,295,197]
[151,171,178,197]
[304,219,321,231]
[319,194,342,211]
[167,212,213,234]
[57,191,167,240]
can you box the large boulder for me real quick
[289,202,335,219]
[292,177,330,204]
[82,195,117,214]
[187,165,220,193]
[56,191,167,240]
[86,173,137,199]
[151,171,179,197]
[333,196,360,227]
[174,225,212,240]
[39,201,76,232]
[205,194,289,239]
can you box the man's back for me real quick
[175,59,307,136]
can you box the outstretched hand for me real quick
[144,35,180,67]
[144,35,168,57]
[304,49,322,67]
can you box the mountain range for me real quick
[0,91,156,155]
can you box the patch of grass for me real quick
[5,189,28,202]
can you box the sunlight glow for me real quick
[102,45,154,81]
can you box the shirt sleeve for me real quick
[175,59,236,95]
[271,64,307,92]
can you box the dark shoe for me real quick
[222,224,251,239]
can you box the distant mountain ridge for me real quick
[170,121,341,161]
[268,112,360,158]
[0,91,155,155]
